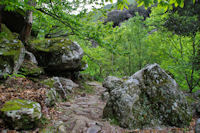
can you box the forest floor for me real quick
[0,79,197,133]
[43,81,196,133]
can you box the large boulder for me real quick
[0,99,42,130]
[103,63,192,129]
[30,38,85,77]
[0,24,24,78]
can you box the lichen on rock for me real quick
[103,63,192,129]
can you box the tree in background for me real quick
[146,5,200,92]
[110,14,149,76]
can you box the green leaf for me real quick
[179,1,184,8]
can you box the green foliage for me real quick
[79,5,200,93]
[136,0,186,9]
[80,14,159,79]
[146,6,200,92]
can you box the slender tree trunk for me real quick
[20,0,35,43]
[20,11,32,43]
[129,42,132,76]
[138,39,142,70]
[0,14,2,33]
[0,6,3,32]
[99,65,102,77]
[111,53,114,74]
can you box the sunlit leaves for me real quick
[136,0,193,9]
[116,0,130,10]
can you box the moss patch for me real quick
[30,38,72,53]
[0,99,36,112]
[41,78,55,88]
[0,24,15,40]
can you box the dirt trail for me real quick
[46,81,195,133]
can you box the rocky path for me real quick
[44,81,125,133]
[43,81,195,133]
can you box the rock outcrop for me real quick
[104,9,132,27]
[0,99,42,130]
[103,63,192,129]
[104,4,151,27]
[30,38,85,78]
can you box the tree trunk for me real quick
[20,0,35,44]
[20,11,32,43]
[0,6,3,32]
[0,14,2,32]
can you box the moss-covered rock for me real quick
[30,38,84,77]
[103,63,192,129]
[0,99,41,130]
[19,60,43,76]
[31,38,72,52]
[0,25,24,78]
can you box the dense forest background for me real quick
[0,0,200,93]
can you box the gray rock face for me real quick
[0,99,41,130]
[43,77,79,106]
[101,91,109,101]
[102,76,123,93]
[52,77,79,98]
[103,63,192,129]
[30,38,85,76]
[25,50,38,65]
